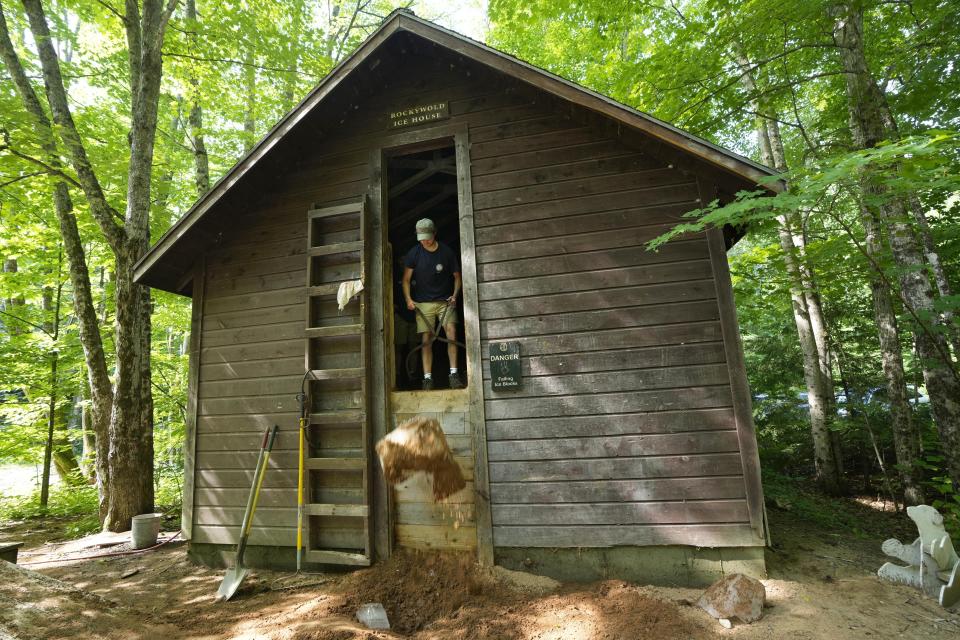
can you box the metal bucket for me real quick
[130,513,163,549]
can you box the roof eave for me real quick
[136,10,783,294]
[395,13,782,191]
[133,15,406,291]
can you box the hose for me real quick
[19,529,183,566]
[405,302,467,379]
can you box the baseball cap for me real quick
[415,218,436,241]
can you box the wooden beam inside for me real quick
[391,185,458,227]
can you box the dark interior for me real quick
[386,144,465,390]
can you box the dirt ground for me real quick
[2,503,959,640]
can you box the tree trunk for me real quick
[17,0,177,531]
[861,206,924,504]
[243,47,256,150]
[778,214,844,493]
[283,0,305,109]
[185,0,209,196]
[910,196,960,358]
[738,56,844,493]
[52,399,80,484]
[0,4,112,507]
[80,391,97,482]
[40,278,60,509]
[2,258,25,335]
[834,2,960,493]
[836,345,899,509]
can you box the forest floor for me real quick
[1,491,959,640]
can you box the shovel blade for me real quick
[216,565,249,602]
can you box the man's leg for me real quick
[414,302,438,389]
[420,331,433,381]
[444,323,458,370]
[445,323,463,388]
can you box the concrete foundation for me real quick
[189,542,766,587]
[495,546,767,587]
[189,543,355,574]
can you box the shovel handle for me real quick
[235,425,274,565]
[265,423,279,452]
[244,425,278,538]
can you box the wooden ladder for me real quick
[303,198,372,566]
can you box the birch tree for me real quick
[1,0,179,530]
[0,2,113,514]
[738,58,845,494]
[832,1,960,494]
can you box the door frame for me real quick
[368,122,494,565]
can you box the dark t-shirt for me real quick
[404,242,460,302]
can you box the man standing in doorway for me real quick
[402,218,463,390]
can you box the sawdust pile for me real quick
[0,559,176,639]
[328,551,710,639]
[330,550,510,635]
[376,416,465,501]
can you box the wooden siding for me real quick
[390,391,476,551]
[190,37,761,551]
[190,45,547,548]
[469,87,759,548]
[193,199,307,547]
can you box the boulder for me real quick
[697,573,765,624]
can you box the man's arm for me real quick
[402,267,415,310]
[449,272,462,303]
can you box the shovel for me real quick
[216,424,278,602]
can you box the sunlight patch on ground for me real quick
[523,599,602,640]
[852,496,899,512]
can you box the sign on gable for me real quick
[388,102,450,129]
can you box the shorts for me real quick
[413,301,458,334]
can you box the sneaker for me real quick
[449,372,464,389]
[422,378,434,391]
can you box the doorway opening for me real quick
[386,143,465,391]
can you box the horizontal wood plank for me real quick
[492,500,749,526]
[487,430,740,462]
[473,168,690,210]
[471,140,627,176]
[480,322,724,358]
[202,321,304,348]
[492,523,760,548]
[192,525,295,547]
[489,452,743,483]
[475,200,695,245]
[202,304,302,332]
[203,286,303,315]
[471,152,659,192]
[396,524,477,551]
[477,239,708,282]
[200,357,305,383]
[206,253,304,282]
[306,503,369,517]
[200,339,303,364]
[478,261,713,302]
[204,269,304,300]
[482,364,730,399]
[471,127,599,159]
[477,224,703,263]
[396,502,476,526]
[481,302,720,340]
[486,407,737,440]
[195,468,298,489]
[480,281,717,320]
[394,475,475,503]
[490,476,747,504]
[305,550,370,566]
[481,342,726,378]
[484,385,732,420]
[195,505,296,528]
